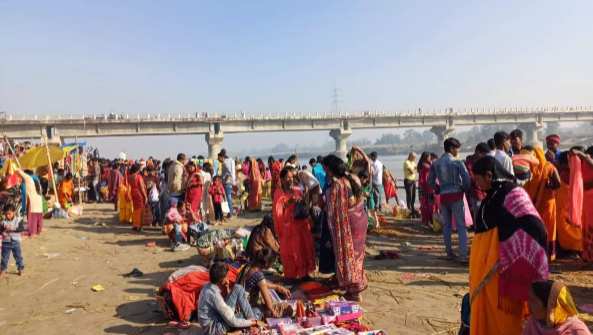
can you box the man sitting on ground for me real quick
[198,262,265,334]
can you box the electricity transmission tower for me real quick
[330,84,342,113]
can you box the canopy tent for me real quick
[0,145,65,174]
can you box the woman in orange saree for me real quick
[272,166,315,280]
[248,158,262,211]
[269,156,282,201]
[127,164,147,231]
[470,157,548,335]
[555,152,582,255]
[57,173,74,209]
[524,147,561,261]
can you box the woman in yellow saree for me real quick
[470,157,548,335]
[119,167,133,224]
[524,147,561,261]
[248,158,262,211]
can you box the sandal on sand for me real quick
[168,321,191,329]
[457,258,469,265]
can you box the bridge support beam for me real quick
[329,128,352,161]
[527,123,545,149]
[206,131,224,160]
[430,125,455,150]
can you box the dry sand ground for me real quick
[1,202,592,335]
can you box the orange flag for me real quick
[5,161,21,189]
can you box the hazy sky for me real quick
[1,1,592,158]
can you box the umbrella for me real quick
[0,145,65,173]
[119,152,126,160]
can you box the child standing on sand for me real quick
[209,176,226,224]
[1,204,25,277]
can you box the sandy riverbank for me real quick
[1,202,592,335]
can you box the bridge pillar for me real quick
[430,125,455,149]
[206,131,224,160]
[527,123,545,149]
[329,128,352,161]
[48,136,65,146]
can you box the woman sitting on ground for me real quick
[523,280,591,335]
[164,199,189,249]
[236,247,293,318]
[245,214,280,259]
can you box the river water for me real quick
[378,153,472,206]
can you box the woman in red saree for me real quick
[185,161,203,221]
[571,148,593,262]
[525,147,561,261]
[272,166,316,280]
[128,164,147,231]
[324,155,368,301]
[269,156,282,200]
[417,152,435,226]
[248,158,262,211]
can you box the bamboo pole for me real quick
[75,135,81,204]
[2,132,21,168]
[43,136,58,198]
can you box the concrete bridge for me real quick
[1,106,592,160]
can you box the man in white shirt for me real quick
[493,131,515,175]
[370,152,385,211]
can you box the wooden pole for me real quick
[43,136,58,198]
[75,135,81,204]
[2,132,21,168]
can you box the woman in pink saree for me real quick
[323,155,367,301]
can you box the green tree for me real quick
[404,129,422,143]
[349,137,372,146]
[421,130,436,143]
[375,133,401,145]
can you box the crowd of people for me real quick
[390,129,592,335]
[3,127,593,334]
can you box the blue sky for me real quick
[1,1,592,158]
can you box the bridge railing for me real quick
[2,106,592,122]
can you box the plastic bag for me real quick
[433,212,443,232]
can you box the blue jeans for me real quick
[215,285,261,333]
[469,197,481,227]
[150,200,161,225]
[440,199,468,259]
[224,184,234,218]
[1,241,24,271]
[372,184,385,211]
[174,223,185,243]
